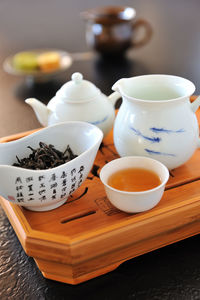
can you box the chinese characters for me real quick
[14,165,85,203]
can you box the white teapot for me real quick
[112,74,200,169]
[25,72,120,137]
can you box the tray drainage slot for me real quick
[60,210,96,224]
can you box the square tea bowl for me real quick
[0,121,103,211]
[100,156,169,213]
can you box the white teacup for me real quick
[100,156,169,213]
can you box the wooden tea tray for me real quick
[1,103,200,285]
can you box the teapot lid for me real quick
[56,72,100,102]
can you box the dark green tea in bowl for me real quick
[13,142,77,170]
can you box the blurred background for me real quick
[0,0,200,91]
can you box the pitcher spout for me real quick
[25,98,50,127]
[112,79,125,94]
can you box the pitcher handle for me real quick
[191,96,200,148]
[191,95,200,113]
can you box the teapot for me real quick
[25,72,120,137]
[112,74,200,169]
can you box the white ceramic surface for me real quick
[0,121,103,211]
[3,49,73,81]
[100,156,169,213]
[25,72,120,137]
[112,74,200,169]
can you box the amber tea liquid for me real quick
[107,168,161,192]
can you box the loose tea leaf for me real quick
[13,142,77,170]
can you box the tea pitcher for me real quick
[112,74,200,169]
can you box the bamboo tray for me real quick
[1,105,200,285]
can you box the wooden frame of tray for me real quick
[1,101,200,285]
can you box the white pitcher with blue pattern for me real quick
[112,74,200,169]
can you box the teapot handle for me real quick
[132,19,153,48]
[108,91,121,107]
[191,95,200,113]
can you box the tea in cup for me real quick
[81,6,152,56]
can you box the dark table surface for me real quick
[1,0,200,299]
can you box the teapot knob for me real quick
[71,72,83,84]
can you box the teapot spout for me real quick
[108,91,121,107]
[25,98,50,127]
